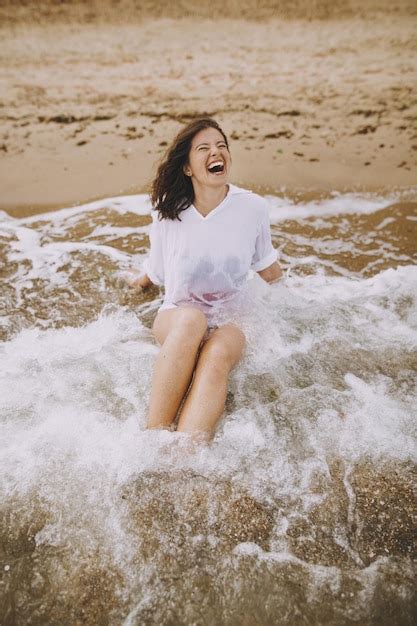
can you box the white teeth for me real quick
[208,160,224,172]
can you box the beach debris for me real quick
[354,125,377,135]
[264,130,294,139]
[277,110,301,116]
[49,114,87,124]
[350,109,382,117]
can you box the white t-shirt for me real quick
[142,184,278,317]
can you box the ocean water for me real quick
[0,190,416,625]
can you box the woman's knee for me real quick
[175,307,208,339]
[155,307,207,347]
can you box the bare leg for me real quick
[146,307,208,429]
[176,324,246,438]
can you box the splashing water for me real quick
[1,190,416,625]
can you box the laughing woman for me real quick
[130,118,282,443]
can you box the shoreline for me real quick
[3,165,416,219]
[4,182,416,221]
[3,117,416,217]
[2,129,416,217]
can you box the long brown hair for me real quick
[150,118,229,220]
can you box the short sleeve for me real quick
[251,202,278,271]
[142,212,165,286]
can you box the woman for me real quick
[128,118,282,442]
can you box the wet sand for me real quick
[1,1,417,214]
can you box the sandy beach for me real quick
[1,4,417,625]
[1,0,416,214]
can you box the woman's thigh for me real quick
[200,323,246,369]
[152,306,208,346]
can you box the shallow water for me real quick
[1,190,416,625]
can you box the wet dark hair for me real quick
[150,117,229,220]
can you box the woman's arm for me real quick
[257,261,283,284]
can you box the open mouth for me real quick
[207,161,225,174]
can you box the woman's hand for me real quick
[116,271,153,291]
[257,261,283,284]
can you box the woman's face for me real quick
[184,127,231,188]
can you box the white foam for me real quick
[6,187,409,233]
[2,262,415,499]
[265,191,402,223]
[21,194,153,227]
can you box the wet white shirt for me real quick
[142,184,278,316]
